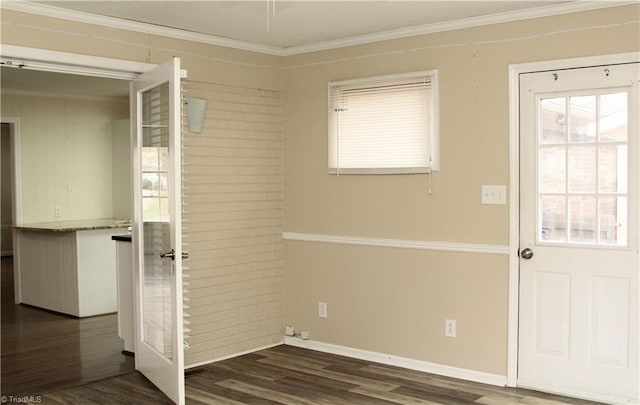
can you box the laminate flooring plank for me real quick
[186,386,248,405]
[209,364,384,405]
[257,355,400,391]
[326,362,483,403]
[273,375,396,405]
[392,385,481,405]
[362,364,526,402]
[253,348,332,370]
[205,353,297,381]
[216,379,344,405]
[350,385,444,405]
[187,373,284,405]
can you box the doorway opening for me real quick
[0,67,135,395]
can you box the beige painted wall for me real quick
[283,5,639,376]
[1,92,129,223]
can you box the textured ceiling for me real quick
[34,1,572,50]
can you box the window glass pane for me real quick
[540,146,566,193]
[160,198,170,222]
[599,145,627,193]
[159,147,169,171]
[568,96,596,143]
[142,197,161,221]
[159,173,169,197]
[599,92,627,142]
[142,147,158,171]
[599,196,627,246]
[540,196,566,242]
[540,97,566,144]
[568,145,595,193]
[142,173,159,196]
[569,196,596,244]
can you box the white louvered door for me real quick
[131,57,185,405]
[518,63,639,404]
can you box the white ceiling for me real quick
[24,0,603,55]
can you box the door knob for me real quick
[160,249,189,261]
[160,249,176,260]
[520,248,534,260]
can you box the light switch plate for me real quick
[482,185,506,205]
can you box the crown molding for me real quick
[280,1,638,56]
[2,1,637,58]
[2,0,285,56]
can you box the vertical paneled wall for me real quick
[1,93,129,223]
[181,80,284,366]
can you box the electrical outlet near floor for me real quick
[318,301,327,318]
[445,319,456,338]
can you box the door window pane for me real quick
[568,96,596,143]
[599,145,627,193]
[540,196,567,242]
[540,147,566,193]
[540,97,566,144]
[599,93,627,142]
[568,145,596,193]
[569,196,596,243]
[599,196,627,246]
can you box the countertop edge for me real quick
[15,219,131,232]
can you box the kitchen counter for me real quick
[15,218,131,232]
[14,218,131,317]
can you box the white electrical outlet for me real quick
[445,319,456,338]
[285,325,295,336]
[481,185,506,205]
[55,207,62,217]
[319,301,327,318]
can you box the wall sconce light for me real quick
[185,97,207,133]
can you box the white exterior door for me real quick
[519,63,639,404]
[131,57,185,404]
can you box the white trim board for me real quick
[283,232,510,256]
[0,45,155,80]
[506,51,640,389]
[3,1,635,57]
[284,336,507,387]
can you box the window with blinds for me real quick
[328,70,438,175]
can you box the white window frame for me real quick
[328,70,439,175]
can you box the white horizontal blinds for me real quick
[329,73,433,174]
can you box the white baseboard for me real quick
[184,340,284,370]
[284,336,507,387]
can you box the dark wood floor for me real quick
[3,256,603,404]
[41,345,604,404]
[1,256,135,396]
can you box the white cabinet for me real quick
[14,219,129,317]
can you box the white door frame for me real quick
[507,51,640,387]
